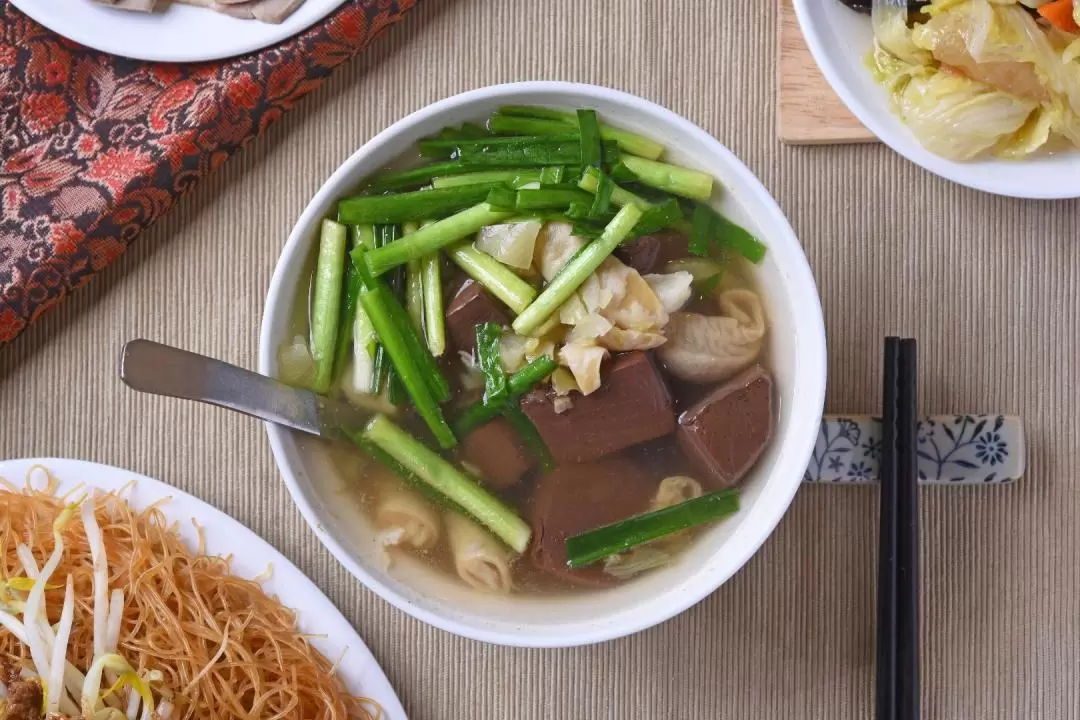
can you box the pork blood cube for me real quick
[676,365,774,489]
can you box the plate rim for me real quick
[8,0,348,63]
[792,0,1080,200]
[0,457,408,720]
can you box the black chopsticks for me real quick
[876,337,919,720]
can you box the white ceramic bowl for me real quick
[258,82,827,647]
[794,0,1080,199]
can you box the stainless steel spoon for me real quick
[119,338,392,442]
[120,339,1024,486]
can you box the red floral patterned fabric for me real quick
[0,0,416,344]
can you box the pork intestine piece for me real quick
[445,512,513,594]
[652,475,704,510]
[373,485,440,570]
[657,288,766,383]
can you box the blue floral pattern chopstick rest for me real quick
[804,415,1024,485]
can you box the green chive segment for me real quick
[338,185,499,225]
[364,202,512,277]
[577,109,602,169]
[454,355,558,436]
[493,106,665,160]
[362,415,531,552]
[511,203,644,335]
[475,322,509,407]
[310,219,348,393]
[445,242,537,315]
[565,490,740,568]
[620,155,713,201]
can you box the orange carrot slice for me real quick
[1038,0,1080,34]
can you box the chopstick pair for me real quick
[876,338,919,720]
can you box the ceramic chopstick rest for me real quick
[804,415,1024,485]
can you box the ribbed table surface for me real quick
[3,1,1078,717]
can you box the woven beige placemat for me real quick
[3,1,1078,717]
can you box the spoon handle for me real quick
[120,339,327,436]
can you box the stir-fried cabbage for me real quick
[869,0,1080,160]
[644,271,694,314]
[533,254,675,393]
[574,256,671,353]
[533,222,586,280]
[1066,37,1080,63]
[894,69,1039,158]
[558,342,608,395]
[499,332,557,374]
[550,367,579,397]
[873,0,933,65]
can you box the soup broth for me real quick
[278,106,778,595]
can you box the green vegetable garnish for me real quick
[627,199,682,239]
[577,166,651,211]
[364,202,512,277]
[419,133,580,155]
[503,405,555,472]
[367,160,486,192]
[565,490,740,568]
[687,203,767,264]
[362,415,530,553]
[688,203,713,257]
[485,185,518,211]
[453,355,557,436]
[456,137,586,167]
[338,184,500,225]
[577,109,603,169]
[353,247,455,447]
[620,155,713,202]
[512,203,644,335]
[331,225,373,384]
[713,212,767,264]
[493,106,665,159]
[587,171,614,218]
[445,242,537,315]
[514,188,594,211]
[475,323,509,408]
[421,250,445,357]
[402,222,425,334]
[432,169,542,189]
[538,166,565,184]
[309,219,347,394]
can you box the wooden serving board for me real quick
[777,0,879,144]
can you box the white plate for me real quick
[794,0,1080,199]
[0,457,407,720]
[10,0,346,63]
